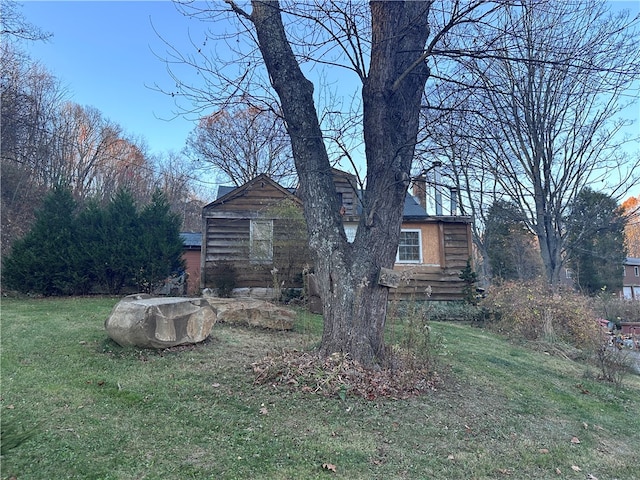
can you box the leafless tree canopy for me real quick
[420,0,640,286]
[186,105,296,187]
[0,8,206,254]
[160,0,638,363]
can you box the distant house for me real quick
[200,170,473,301]
[622,257,640,300]
[180,232,202,296]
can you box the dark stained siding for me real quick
[205,218,249,262]
[333,170,359,216]
[202,177,306,291]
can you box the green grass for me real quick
[1,297,639,479]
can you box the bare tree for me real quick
[153,150,205,231]
[422,0,640,287]
[622,195,640,258]
[187,105,296,186]
[162,0,511,366]
[1,44,65,254]
[0,0,51,43]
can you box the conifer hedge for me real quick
[2,186,185,295]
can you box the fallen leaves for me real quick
[252,349,440,399]
[496,468,513,475]
[322,463,337,473]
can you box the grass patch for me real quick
[1,297,639,479]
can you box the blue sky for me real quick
[19,0,640,197]
[21,1,213,158]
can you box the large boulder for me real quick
[205,297,296,330]
[105,295,216,348]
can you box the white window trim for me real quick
[396,229,422,264]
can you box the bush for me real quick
[480,280,600,350]
[213,262,237,297]
[592,344,634,389]
[386,300,443,376]
[2,187,185,296]
[592,291,640,324]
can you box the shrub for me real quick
[459,257,479,305]
[386,300,443,376]
[592,291,640,324]
[480,280,600,350]
[213,262,237,297]
[592,343,633,389]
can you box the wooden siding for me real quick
[202,176,307,291]
[392,222,472,301]
[333,170,359,216]
[202,173,475,302]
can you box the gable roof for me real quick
[206,172,444,220]
[203,173,301,210]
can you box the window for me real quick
[397,230,422,263]
[635,266,639,277]
[250,220,273,263]
[344,225,357,243]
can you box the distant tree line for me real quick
[1,186,185,296]
[482,187,628,295]
[1,5,204,259]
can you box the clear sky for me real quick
[20,0,213,158]
[18,0,640,197]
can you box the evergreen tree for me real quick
[97,189,140,294]
[565,188,627,295]
[485,200,542,281]
[75,198,107,292]
[136,189,185,293]
[459,258,478,305]
[2,185,85,295]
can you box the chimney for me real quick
[433,161,443,216]
[412,174,427,210]
[449,187,458,215]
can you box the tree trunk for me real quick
[251,0,431,366]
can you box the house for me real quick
[622,257,640,300]
[180,232,202,296]
[336,169,473,301]
[200,170,473,301]
[200,174,307,296]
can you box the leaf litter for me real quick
[251,349,440,400]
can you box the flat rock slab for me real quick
[205,297,296,330]
[105,295,216,348]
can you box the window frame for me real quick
[249,219,274,264]
[396,229,422,264]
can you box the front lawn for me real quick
[1,297,638,479]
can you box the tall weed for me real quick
[480,281,599,350]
